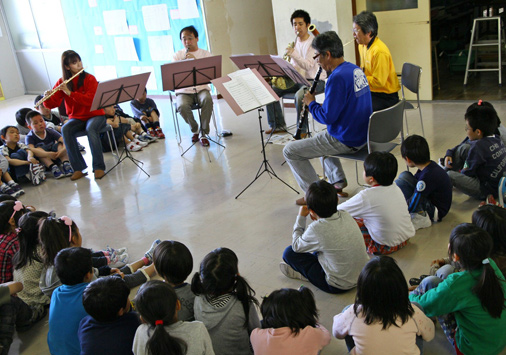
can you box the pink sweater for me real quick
[250,325,330,355]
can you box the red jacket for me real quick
[43,73,104,121]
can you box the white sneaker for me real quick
[127,143,142,152]
[134,139,148,147]
[279,262,308,281]
[411,211,432,230]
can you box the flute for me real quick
[34,68,86,108]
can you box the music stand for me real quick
[90,72,151,177]
[161,55,224,159]
[211,68,299,199]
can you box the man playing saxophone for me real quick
[265,9,325,136]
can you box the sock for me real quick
[142,256,150,265]
[105,255,111,263]
[153,121,160,128]
[49,163,56,170]
[0,183,7,189]
[7,180,15,186]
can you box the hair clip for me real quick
[478,99,483,106]
[15,227,22,234]
[482,258,490,265]
[155,320,164,326]
[10,201,24,222]
[60,216,73,242]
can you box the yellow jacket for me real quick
[359,37,400,94]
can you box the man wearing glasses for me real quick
[283,31,372,205]
[353,11,400,112]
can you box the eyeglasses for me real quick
[352,28,361,34]
[313,53,320,60]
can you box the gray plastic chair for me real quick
[322,99,405,185]
[401,63,424,137]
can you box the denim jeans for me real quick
[62,117,106,172]
[395,171,435,219]
[266,81,325,132]
[283,130,363,192]
[9,149,29,180]
[282,246,346,294]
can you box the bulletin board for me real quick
[60,0,208,95]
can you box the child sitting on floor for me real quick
[280,180,369,293]
[0,201,27,283]
[130,89,165,139]
[337,152,415,255]
[14,108,32,142]
[25,110,73,179]
[0,154,24,197]
[192,247,260,355]
[395,134,453,229]
[153,240,195,321]
[443,100,506,200]
[0,281,31,354]
[333,256,434,354]
[133,280,214,355]
[0,126,45,185]
[103,106,147,152]
[251,286,330,354]
[79,277,140,355]
[34,94,66,131]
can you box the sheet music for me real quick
[223,68,276,112]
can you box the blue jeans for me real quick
[395,171,435,219]
[282,246,346,294]
[62,117,106,172]
[9,149,29,180]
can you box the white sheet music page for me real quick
[224,68,276,112]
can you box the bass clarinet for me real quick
[294,66,322,140]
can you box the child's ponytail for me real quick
[13,211,48,269]
[135,280,187,355]
[473,258,506,318]
[234,273,259,328]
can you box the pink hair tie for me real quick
[60,216,73,242]
[10,201,24,222]
[478,99,483,106]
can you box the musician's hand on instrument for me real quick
[58,82,71,96]
[44,90,52,97]
[298,206,310,217]
[303,92,315,106]
[285,47,295,57]
[185,53,196,59]
[444,156,453,169]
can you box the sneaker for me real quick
[78,143,86,151]
[200,137,210,147]
[191,133,199,143]
[141,132,157,143]
[9,183,24,197]
[0,183,17,197]
[411,211,432,230]
[438,157,449,171]
[134,139,148,147]
[156,127,165,139]
[144,239,161,263]
[136,135,150,143]
[36,164,47,182]
[279,262,308,281]
[106,245,128,256]
[51,165,64,179]
[62,162,74,177]
[30,164,42,186]
[147,127,157,138]
[127,143,142,152]
[110,253,129,268]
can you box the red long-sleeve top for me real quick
[43,73,104,121]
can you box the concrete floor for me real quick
[1,95,505,354]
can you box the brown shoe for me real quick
[94,170,105,180]
[70,171,87,181]
[295,196,306,206]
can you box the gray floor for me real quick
[1,96,505,354]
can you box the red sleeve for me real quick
[68,74,98,107]
[43,78,65,109]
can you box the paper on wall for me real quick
[88,0,97,7]
[170,9,180,19]
[129,25,138,35]
[148,35,174,61]
[114,37,139,61]
[177,0,199,19]
[94,66,118,81]
[103,10,129,35]
[94,26,103,36]
[131,66,157,90]
[95,45,104,54]
[142,4,170,32]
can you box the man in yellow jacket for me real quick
[353,11,400,112]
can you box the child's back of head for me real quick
[15,108,31,128]
[355,256,414,329]
[39,216,79,266]
[13,211,48,270]
[449,223,505,318]
[400,135,430,165]
[260,286,318,334]
[306,180,338,218]
[83,277,130,322]
[54,247,92,286]
[153,240,193,285]
[465,101,499,137]
[0,200,26,235]
[472,205,506,256]
[364,152,398,186]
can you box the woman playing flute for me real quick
[42,50,106,180]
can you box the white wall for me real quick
[203,0,278,76]
[0,5,25,98]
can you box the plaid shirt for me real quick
[0,231,19,283]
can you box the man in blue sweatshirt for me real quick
[283,31,372,205]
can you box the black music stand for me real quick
[161,55,224,159]
[90,72,151,177]
[211,67,299,199]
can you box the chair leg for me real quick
[107,130,120,162]
[354,162,361,186]
[170,96,182,145]
[418,106,425,137]
[404,110,410,136]
[211,109,219,139]
[322,156,327,180]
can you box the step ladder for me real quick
[464,16,506,86]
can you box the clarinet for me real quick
[294,67,322,140]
